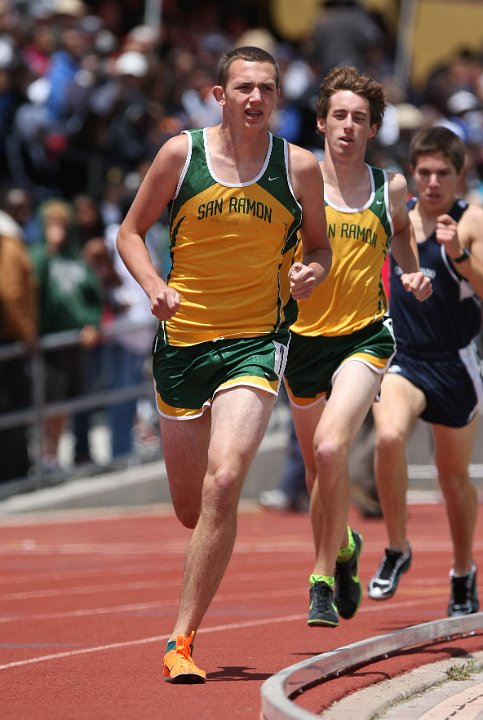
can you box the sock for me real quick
[165,635,194,653]
[310,574,335,587]
[337,526,355,563]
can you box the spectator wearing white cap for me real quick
[441,90,483,145]
[115,51,149,78]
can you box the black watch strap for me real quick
[453,248,471,264]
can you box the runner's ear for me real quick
[212,85,225,106]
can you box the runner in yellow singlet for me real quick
[284,66,432,629]
[116,46,332,682]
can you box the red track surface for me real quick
[0,500,482,719]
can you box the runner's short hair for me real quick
[317,66,386,128]
[409,126,465,172]
[217,46,280,90]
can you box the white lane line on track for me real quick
[0,563,181,587]
[0,615,307,670]
[0,600,163,623]
[0,586,318,622]
[4,537,480,558]
[0,543,183,555]
[0,583,443,624]
[0,580,166,600]
[0,599,432,671]
[0,568,307,600]
[0,543,315,559]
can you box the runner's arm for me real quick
[116,134,188,319]
[288,147,332,299]
[389,172,432,302]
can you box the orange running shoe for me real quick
[163,632,206,684]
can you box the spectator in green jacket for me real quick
[30,199,102,479]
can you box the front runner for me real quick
[116,45,331,682]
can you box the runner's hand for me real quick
[435,214,462,259]
[150,287,181,320]
[400,271,432,302]
[289,262,317,301]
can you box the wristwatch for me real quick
[453,248,471,264]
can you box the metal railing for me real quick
[261,613,483,720]
[0,317,158,496]
[0,318,293,500]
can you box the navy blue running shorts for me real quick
[388,342,483,427]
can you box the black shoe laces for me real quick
[377,550,402,580]
[311,582,334,611]
[451,574,472,606]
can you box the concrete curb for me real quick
[323,652,483,720]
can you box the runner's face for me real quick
[318,90,377,158]
[218,59,279,129]
[412,152,461,213]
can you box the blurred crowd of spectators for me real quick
[0,0,481,203]
[0,0,482,485]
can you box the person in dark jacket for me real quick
[0,211,37,481]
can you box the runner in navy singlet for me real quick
[368,126,483,618]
